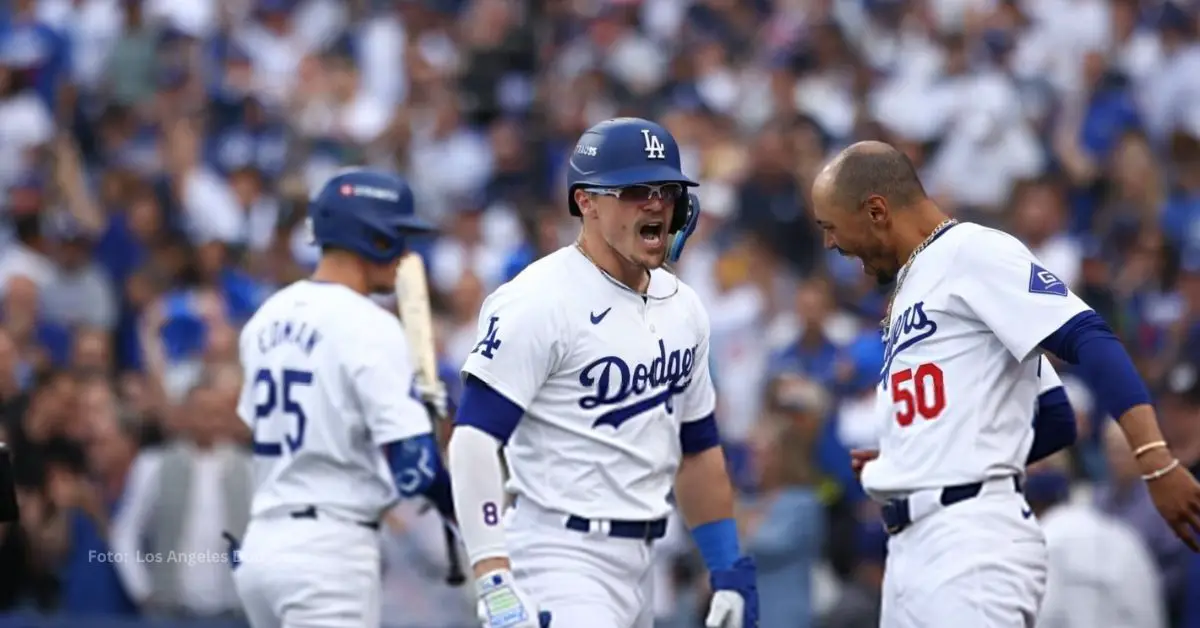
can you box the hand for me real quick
[850,449,879,480]
[475,569,551,628]
[418,379,449,422]
[705,557,758,628]
[1143,458,1200,552]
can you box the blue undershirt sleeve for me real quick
[1039,311,1151,421]
[454,374,526,444]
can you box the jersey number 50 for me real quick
[253,368,313,456]
[890,363,946,427]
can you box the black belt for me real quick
[565,515,667,541]
[289,505,380,530]
[881,476,1022,535]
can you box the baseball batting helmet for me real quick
[566,117,699,235]
[308,169,434,263]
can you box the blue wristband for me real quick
[692,518,740,571]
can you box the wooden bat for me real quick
[394,253,440,393]
[393,253,466,587]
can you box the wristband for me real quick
[691,518,740,571]
[1142,459,1180,482]
[1133,440,1167,458]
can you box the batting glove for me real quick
[475,569,552,628]
[705,557,759,628]
[417,379,449,422]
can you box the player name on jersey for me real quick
[253,319,323,356]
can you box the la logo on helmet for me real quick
[642,130,666,160]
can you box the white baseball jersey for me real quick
[861,222,1090,498]
[460,246,717,521]
[236,280,432,522]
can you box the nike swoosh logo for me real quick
[1021,507,1033,519]
[590,308,611,324]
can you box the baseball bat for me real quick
[394,253,467,587]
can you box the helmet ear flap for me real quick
[666,194,700,264]
[669,193,692,234]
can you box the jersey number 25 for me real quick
[890,363,946,427]
[252,368,313,456]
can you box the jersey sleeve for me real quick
[679,292,717,423]
[950,230,1091,362]
[459,286,564,410]
[345,313,433,444]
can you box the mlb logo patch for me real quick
[1028,263,1067,296]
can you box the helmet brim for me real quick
[395,215,438,233]
[574,164,699,189]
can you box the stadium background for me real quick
[0,0,1199,626]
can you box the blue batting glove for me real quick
[705,556,758,628]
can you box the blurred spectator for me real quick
[1031,452,1167,628]
[739,374,828,628]
[1096,419,1191,622]
[109,375,251,619]
[818,522,884,628]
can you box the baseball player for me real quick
[811,141,1200,628]
[446,117,759,628]
[231,169,456,628]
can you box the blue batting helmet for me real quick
[566,117,699,234]
[308,169,434,263]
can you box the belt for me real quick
[881,476,1022,535]
[289,505,380,531]
[564,515,668,541]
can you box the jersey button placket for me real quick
[642,298,654,332]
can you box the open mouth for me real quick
[639,221,665,247]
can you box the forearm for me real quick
[676,446,740,571]
[1115,404,1177,472]
[676,447,735,526]
[447,425,511,577]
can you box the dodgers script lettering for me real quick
[881,301,938,390]
[580,339,697,429]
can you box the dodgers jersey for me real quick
[861,222,1090,498]
[236,280,433,522]
[460,246,717,521]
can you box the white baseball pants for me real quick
[505,501,658,628]
[234,514,382,628]
[880,488,1048,628]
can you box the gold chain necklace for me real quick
[573,240,679,300]
[880,218,958,338]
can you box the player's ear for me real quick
[574,189,596,219]
[863,195,888,226]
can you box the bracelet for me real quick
[1142,459,1181,482]
[1133,441,1168,458]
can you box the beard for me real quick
[838,243,898,286]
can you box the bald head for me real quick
[817,141,927,212]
